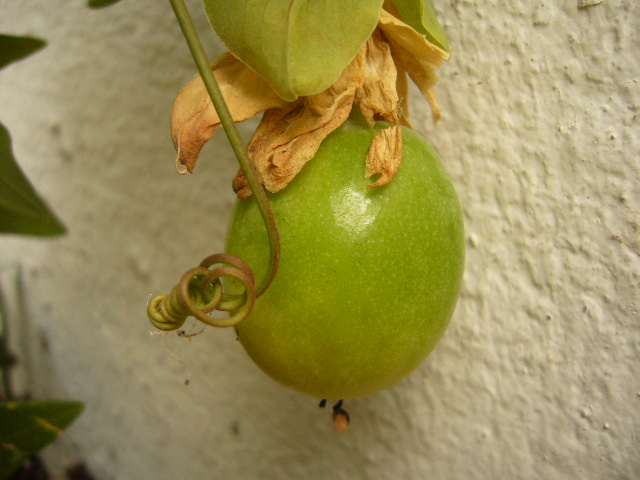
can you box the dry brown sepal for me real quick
[366,125,403,188]
[171,53,288,174]
[233,51,363,197]
[378,9,450,122]
[232,28,403,197]
[170,10,450,197]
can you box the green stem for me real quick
[169,0,280,297]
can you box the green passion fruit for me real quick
[225,115,464,400]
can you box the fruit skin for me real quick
[225,115,465,399]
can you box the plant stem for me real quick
[168,0,280,297]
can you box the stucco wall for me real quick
[1,0,638,479]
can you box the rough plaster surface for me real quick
[0,0,638,479]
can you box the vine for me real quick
[146,0,280,331]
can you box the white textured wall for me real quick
[1,0,638,478]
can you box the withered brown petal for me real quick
[170,53,288,173]
[366,125,403,188]
[395,65,412,127]
[233,100,305,198]
[179,11,449,199]
[233,51,365,197]
[378,9,449,122]
[355,29,400,126]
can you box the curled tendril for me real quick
[147,254,256,331]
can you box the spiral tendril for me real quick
[147,254,256,330]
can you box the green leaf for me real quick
[87,0,124,8]
[0,35,46,72]
[0,400,84,480]
[0,123,66,237]
[0,448,23,480]
[390,0,450,52]
[203,0,385,101]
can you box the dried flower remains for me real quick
[171,9,450,198]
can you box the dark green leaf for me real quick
[0,123,66,237]
[0,400,84,480]
[88,0,124,8]
[390,0,450,52]
[0,35,46,72]
[204,0,385,101]
[0,448,24,480]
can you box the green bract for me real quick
[203,0,384,101]
[226,116,464,399]
[390,0,450,52]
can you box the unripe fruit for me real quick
[226,115,464,399]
